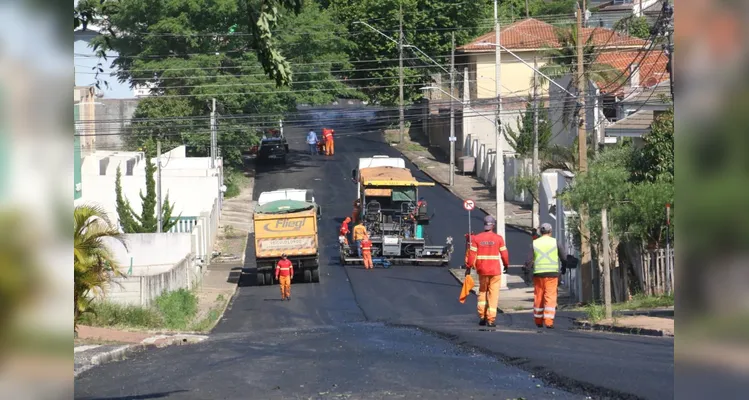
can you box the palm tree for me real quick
[536,24,623,133]
[74,204,127,332]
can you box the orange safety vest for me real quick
[361,239,372,253]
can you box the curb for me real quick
[74,335,209,377]
[573,320,673,337]
[398,149,532,235]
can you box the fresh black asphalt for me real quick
[74,106,673,400]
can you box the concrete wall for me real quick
[94,98,140,150]
[79,146,222,225]
[97,232,201,306]
[103,233,193,273]
[104,255,199,307]
[504,156,533,205]
[469,51,550,100]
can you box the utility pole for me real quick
[582,0,588,27]
[494,0,506,241]
[210,98,216,168]
[602,207,612,319]
[398,1,405,144]
[525,0,530,18]
[156,140,163,233]
[449,32,456,186]
[532,57,540,230]
[576,2,593,303]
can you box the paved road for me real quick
[75,107,673,400]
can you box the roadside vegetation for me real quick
[80,289,228,333]
[223,170,250,199]
[582,293,674,323]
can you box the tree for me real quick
[96,1,357,170]
[537,24,621,126]
[504,97,552,157]
[630,108,674,183]
[328,0,493,106]
[74,204,127,331]
[614,16,651,40]
[115,158,178,233]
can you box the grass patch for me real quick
[154,289,198,330]
[582,293,674,323]
[80,289,200,331]
[189,293,230,332]
[224,169,249,199]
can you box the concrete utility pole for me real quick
[602,207,612,319]
[532,57,540,230]
[210,98,217,168]
[576,2,593,303]
[525,0,530,18]
[156,139,163,233]
[398,1,405,144]
[494,0,506,240]
[449,31,456,186]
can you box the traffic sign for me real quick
[449,136,457,142]
[463,199,475,211]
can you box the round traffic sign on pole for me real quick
[463,199,475,211]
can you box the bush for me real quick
[79,302,163,329]
[80,289,200,331]
[154,289,198,330]
[223,170,247,199]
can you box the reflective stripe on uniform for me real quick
[533,236,559,275]
[534,314,544,318]
[476,255,500,260]
[469,246,478,251]
[499,246,507,251]
[477,301,487,306]
[277,267,291,271]
[543,314,555,320]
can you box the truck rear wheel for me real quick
[304,269,312,283]
[265,272,273,285]
[256,272,266,286]
[311,268,320,283]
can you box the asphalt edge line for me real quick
[384,321,647,400]
[573,320,671,338]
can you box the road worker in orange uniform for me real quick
[322,128,335,155]
[352,199,362,223]
[352,221,368,258]
[466,215,510,328]
[275,253,294,301]
[339,217,351,245]
[361,235,373,269]
[527,223,568,329]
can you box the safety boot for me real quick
[486,321,497,328]
[479,319,487,326]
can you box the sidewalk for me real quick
[575,312,675,337]
[74,326,208,377]
[397,147,532,232]
[448,266,573,312]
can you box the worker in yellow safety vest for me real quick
[528,223,568,329]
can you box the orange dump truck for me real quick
[253,199,320,285]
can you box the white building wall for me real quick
[548,75,606,149]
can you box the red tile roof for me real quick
[457,18,647,52]
[594,49,670,93]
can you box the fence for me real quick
[639,248,675,296]
[190,196,220,264]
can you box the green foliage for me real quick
[630,109,674,183]
[79,301,163,329]
[511,175,541,203]
[504,97,552,157]
[93,1,356,170]
[80,289,201,331]
[614,16,651,40]
[223,169,247,198]
[492,0,576,21]
[563,111,675,247]
[74,204,126,331]
[115,159,178,233]
[583,293,674,322]
[154,289,199,330]
[328,0,493,106]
